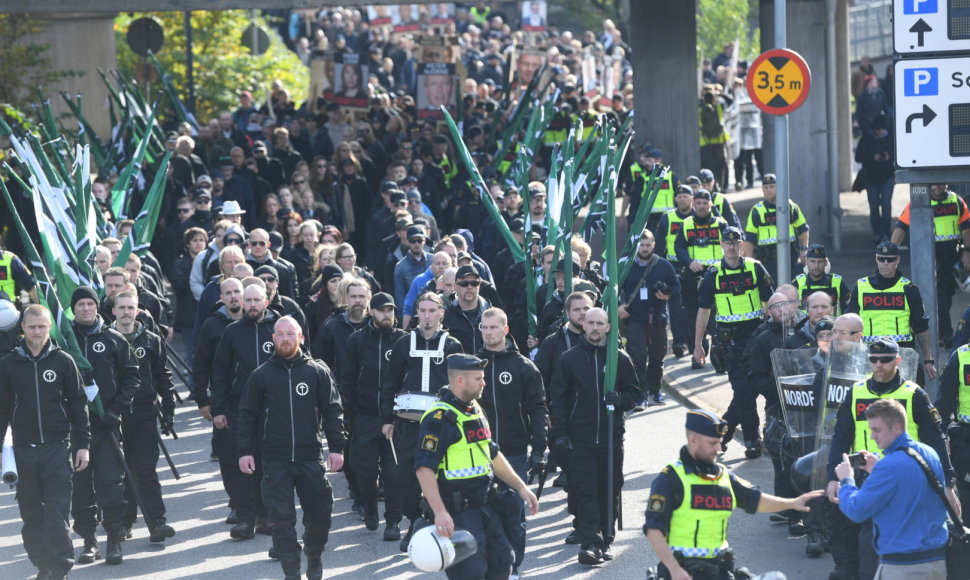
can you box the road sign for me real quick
[746,49,812,115]
[894,56,970,167]
[893,0,970,54]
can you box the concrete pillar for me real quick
[629,0,700,178]
[835,0,853,191]
[25,13,117,145]
[761,0,843,248]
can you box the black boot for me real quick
[280,552,301,580]
[305,548,323,580]
[105,529,124,565]
[76,534,100,564]
[383,521,401,542]
[399,521,415,552]
[149,520,176,543]
[363,498,380,530]
[230,520,255,540]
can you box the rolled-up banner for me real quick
[2,429,16,487]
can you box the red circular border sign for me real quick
[745,48,812,116]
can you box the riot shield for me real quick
[770,348,821,460]
[898,347,918,382]
[810,340,870,489]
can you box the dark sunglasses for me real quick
[876,256,898,263]
[293,180,306,185]
[869,355,896,364]
[395,202,408,207]
[250,240,267,246]
[259,276,277,283]
[225,238,244,245]
[178,208,193,214]
[457,280,480,287]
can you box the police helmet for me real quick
[408,526,478,572]
[789,451,821,495]
[0,300,19,332]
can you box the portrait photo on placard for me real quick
[521,1,547,32]
[333,52,369,108]
[416,62,456,119]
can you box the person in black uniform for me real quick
[381,291,463,550]
[236,316,344,580]
[0,304,90,580]
[340,292,407,540]
[414,353,540,580]
[443,265,492,353]
[644,409,822,580]
[255,265,308,336]
[210,282,280,540]
[111,289,177,543]
[477,307,547,576]
[693,227,774,457]
[551,307,641,565]
[69,286,141,566]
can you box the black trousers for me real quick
[393,418,423,522]
[16,441,75,574]
[444,504,514,580]
[72,427,128,536]
[351,414,401,525]
[213,413,263,525]
[122,405,166,527]
[567,440,624,548]
[261,459,334,558]
[719,333,759,441]
[625,316,667,397]
[938,259,958,338]
[701,144,728,192]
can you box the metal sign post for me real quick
[909,183,939,396]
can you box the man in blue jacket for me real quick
[836,398,951,580]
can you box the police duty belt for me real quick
[409,331,449,392]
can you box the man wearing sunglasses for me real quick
[846,241,937,383]
[823,337,954,580]
[443,265,491,353]
[245,229,298,302]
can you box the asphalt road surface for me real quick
[0,393,829,579]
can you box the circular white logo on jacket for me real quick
[42,370,57,383]
[262,341,274,354]
[499,371,512,385]
[135,347,146,359]
[92,342,105,353]
[295,382,309,396]
[385,349,393,361]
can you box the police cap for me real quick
[763,173,777,184]
[675,184,693,197]
[370,292,395,310]
[722,226,743,242]
[806,243,827,259]
[699,168,715,182]
[686,409,728,438]
[685,175,702,187]
[876,241,900,257]
[693,189,712,201]
[868,338,900,355]
[447,353,487,371]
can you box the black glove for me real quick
[160,413,175,435]
[554,436,573,453]
[527,452,545,472]
[99,412,121,435]
[604,390,620,406]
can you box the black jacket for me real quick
[247,253,299,301]
[477,339,548,457]
[534,325,583,390]
[191,305,238,407]
[112,321,176,414]
[550,338,641,445]
[381,328,464,424]
[339,320,407,419]
[237,351,345,461]
[311,311,368,371]
[271,292,308,337]
[210,309,280,417]
[0,341,90,449]
[442,297,490,354]
[744,319,789,406]
[71,316,141,422]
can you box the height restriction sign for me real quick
[745,48,812,115]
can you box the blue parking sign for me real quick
[904,68,939,96]
[904,0,937,14]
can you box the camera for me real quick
[652,281,671,295]
[847,452,866,469]
[703,91,716,104]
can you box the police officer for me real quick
[413,353,540,580]
[644,409,822,580]
[793,244,851,314]
[675,189,729,364]
[477,307,547,577]
[697,169,741,229]
[654,186,694,356]
[237,316,345,580]
[0,304,90,580]
[743,173,810,278]
[891,183,970,346]
[845,241,937,383]
[623,147,669,229]
[824,338,954,580]
[551,307,641,565]
[936,337,970,508]
[0,233,39,304]
[619,230,680,407]
[339,292,406,540]
[210,282,279,539]
[693,227,775,457]
[381,291,463,550]
[111,289,177,543]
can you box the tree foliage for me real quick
[697,0,761,64]
[0,15,80,123]
[114,11,309,125]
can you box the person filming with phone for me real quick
[824,338,956,580]
[835,398,954,580]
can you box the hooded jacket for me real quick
[0,341,90,449]
[550,337,640,445]
[381,327,463,424]
[71,315,141,422]
[477,338,548,457]
[210,308,280,417]
[112,321,175,414]
[339,319,407,419]
[236,351,345,462]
